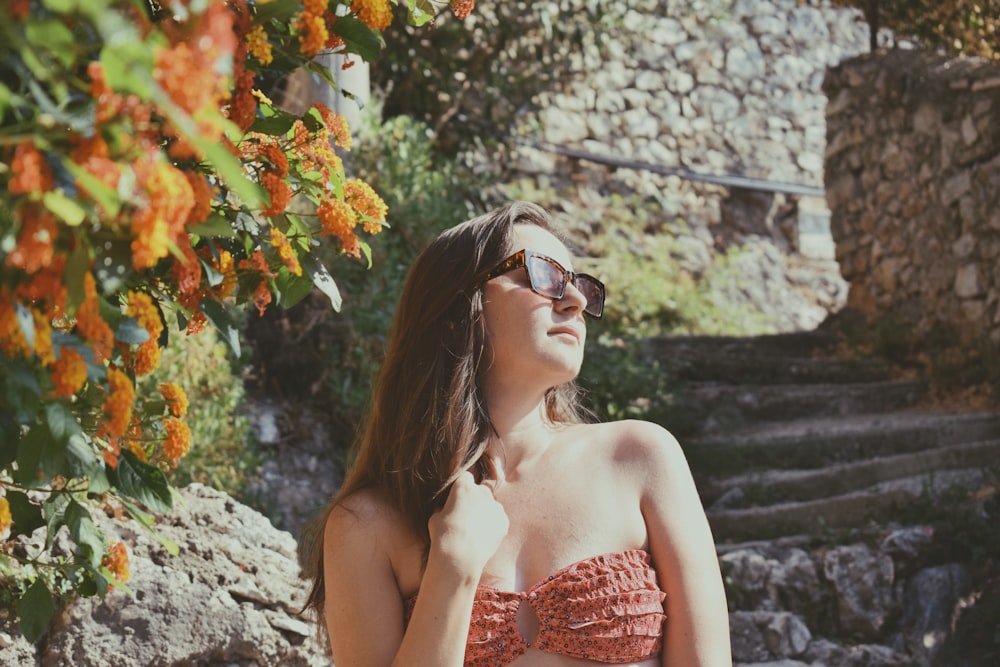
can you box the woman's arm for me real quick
[624,421,732,667]
[323,473,508,667]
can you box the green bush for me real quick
[141,331,257,502]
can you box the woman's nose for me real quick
[557,280,588,314]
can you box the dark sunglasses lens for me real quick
[575,276,605,318]
[526,256,566,298]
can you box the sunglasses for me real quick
[481,249,605,319]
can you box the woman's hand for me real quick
[428,471,509,579]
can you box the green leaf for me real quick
[406,0,441,27]
[0,414,16,466]
[45,402,82,442]
[64,238,91,314]
[6,490,45,538]
[100,41,153,98]
[199,299,241,358]
[274,266,314,309]
[67,433,110,495]
[25,19,75,68]
[332,16,384,62]
[114,317,150,345]
[15,424,68,488]
[64,160,121,218]
[188,214,237,239]
[42,190,87,226]
[252,0,301,22]
[110,451,173,513]
[65,500,105,567]
[301,253,342,311]
[2,358,42,424]
[18,579,55,644]
[118,497,179,556]
[14,301,35,350]
[44,493,70,548]
[199,139,265,208]
[247,113,297,136]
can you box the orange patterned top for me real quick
[403,549,666,666]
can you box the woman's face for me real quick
[480,224,589,392]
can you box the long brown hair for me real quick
[302,201,589,622]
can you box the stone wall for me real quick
[824,49,1000,345]
[492,0,871,331]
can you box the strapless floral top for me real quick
[403,548,666,666]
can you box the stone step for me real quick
[673,379,924,434]
[708,467,994,542]
[647,331,841,360]
[702,438,1000,508]
[685,411,1000,478]
[660,353,892,385]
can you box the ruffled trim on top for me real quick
[403,548,666,666]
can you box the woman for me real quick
[304,202,731,666]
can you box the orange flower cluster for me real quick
[352,0,393,31]
[70,133,123,214]
[131,155,196,271]
[51,347,88,398]
[0,289,29,358]
[154,1,235,155]
[88,61,153,134]
[214,249,239,299]
[318,197,360,257]
[344,179,388,233]
[237,249,276,316]
[7,140,54,194]
[99,368,135,467]
[124,291,164,376]
[76,274,115,364]
[31,309,55,366]
[163,417,192,464]
[311,103,352,151]
[101,541,130,586]
[160,382,189,418]
[270,228,302,276]
[451,0,475,20]
[0,289,59,364]
[5,208,58,274]
[295,0,332,57]
[261,171,292,216]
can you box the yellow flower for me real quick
[160,382,189,418]
[344,179,388,233]
[270,228,302,276]
[0,496,11,539]
[352,0,393,31]
[245,24,273,65]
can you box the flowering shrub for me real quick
[0,0,473,642]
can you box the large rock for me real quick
[822,543,895,639]
[3,484,328,667]
[899,563,972,665]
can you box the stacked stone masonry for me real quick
[824,49,1000,345]
[495,0,872,332]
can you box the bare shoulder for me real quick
[593,419,684,464]
[324,488,411,558]
[583,419,692,490]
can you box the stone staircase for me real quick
[647,330,1000,544]
[644,330,1000,665]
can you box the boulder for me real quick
[2,484,328,667]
